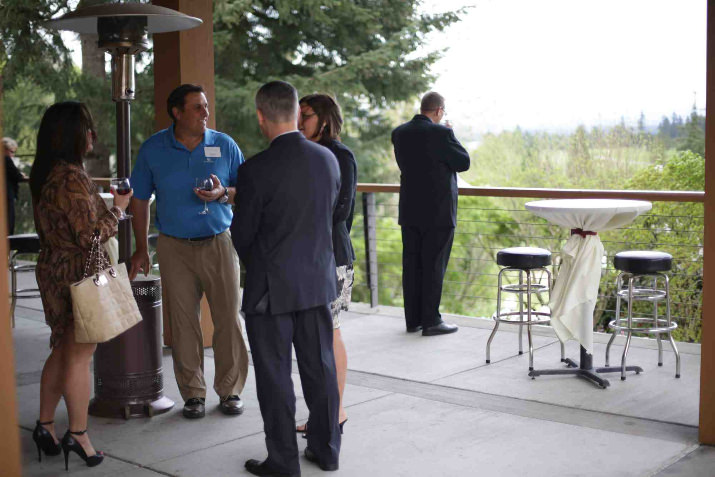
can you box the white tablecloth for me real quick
[525,199,652,353]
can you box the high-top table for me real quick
[525,199,652,388]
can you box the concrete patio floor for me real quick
[10,289,715,476]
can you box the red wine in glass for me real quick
[110,177,133,219]
[195,177,212,215]
[116,178,131,195]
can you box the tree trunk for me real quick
[79,0,112,180]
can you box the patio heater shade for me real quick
[45,3,202,34]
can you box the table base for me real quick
[528,346,643,389]
[593,365,644,381]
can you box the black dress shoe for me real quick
[422,322,459,336]
[219,395,244,415]
[245,459,300,477]
[182,397,206,419]
[406,325,423,333]
[304,448,339,471]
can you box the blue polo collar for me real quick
[166,124,216,151]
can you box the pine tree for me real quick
[212,0,462,162]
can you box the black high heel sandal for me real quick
[32,420,61,462]
[61,429,104,470]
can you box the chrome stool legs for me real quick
[486,267,552,370]
[10,253,17,329]
[9,250,41,328]
[604,272,680,380]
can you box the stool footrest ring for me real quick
[608,318,677,334]
[500,283,549,294]
[493,310,551,325]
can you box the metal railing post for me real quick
[362,192,379,307]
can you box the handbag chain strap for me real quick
[82,230,111,279]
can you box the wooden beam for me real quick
[0,92,23,475]
[153,0,216,131]
[700,0,715,445]
[152,0,216,347]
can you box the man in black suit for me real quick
[392,92,471,336]
[231,81,341,477]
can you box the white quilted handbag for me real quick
[70,231,142,343]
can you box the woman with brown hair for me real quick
[29,101,132,470]
[297,93,357,434]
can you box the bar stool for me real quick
[8,234,42,328]
[486,247,563,371]
[605,251,680,380]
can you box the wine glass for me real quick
[195,177,213,215]
[110,177,133,219]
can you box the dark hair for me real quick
[420,91,445,113]
[255,81,298,123]
[167,84,205,122]
[299,94,343,144]
[30,101,95,201]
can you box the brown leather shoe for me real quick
[182,397,205,419]
[219,395,244,415]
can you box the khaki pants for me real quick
[157,231,248,400]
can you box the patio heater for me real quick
[46,3,202,418]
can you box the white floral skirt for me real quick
[330,264,354,329]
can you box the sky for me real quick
[61,0,706,136]
[420,0,706,135]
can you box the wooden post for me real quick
[362,192,379,308]
[153,0,215,347]
[699,0,715,445]
[0,101,23,475]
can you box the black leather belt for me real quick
[162,233,217,242]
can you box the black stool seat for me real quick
[8,234,41,254]
[148,233,159,249]
[497,247,551,269]
[614,251,672,274]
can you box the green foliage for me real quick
[212,0,461,159]
[602,150,705,342]
[354,122,705,342]
[0,0,74,95]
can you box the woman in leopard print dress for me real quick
[29,102,132,467]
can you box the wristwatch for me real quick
[218,186,229,204]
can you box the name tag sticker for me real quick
[204,146,222,158]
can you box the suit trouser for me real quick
[401,225,455,329]
[7,196,15,235]
[245,305,341,475]
[157,231,249,400]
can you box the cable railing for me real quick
[11,179,704,343]
[350,185,704,343]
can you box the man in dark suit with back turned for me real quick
[231,81,341,477]
[392,91,471,336]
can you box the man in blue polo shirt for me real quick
[129,84,249,420]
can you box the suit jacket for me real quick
[231,131,340,315]
[392,115,470,227]
[324,139,357,267]
[5,155,24,200]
